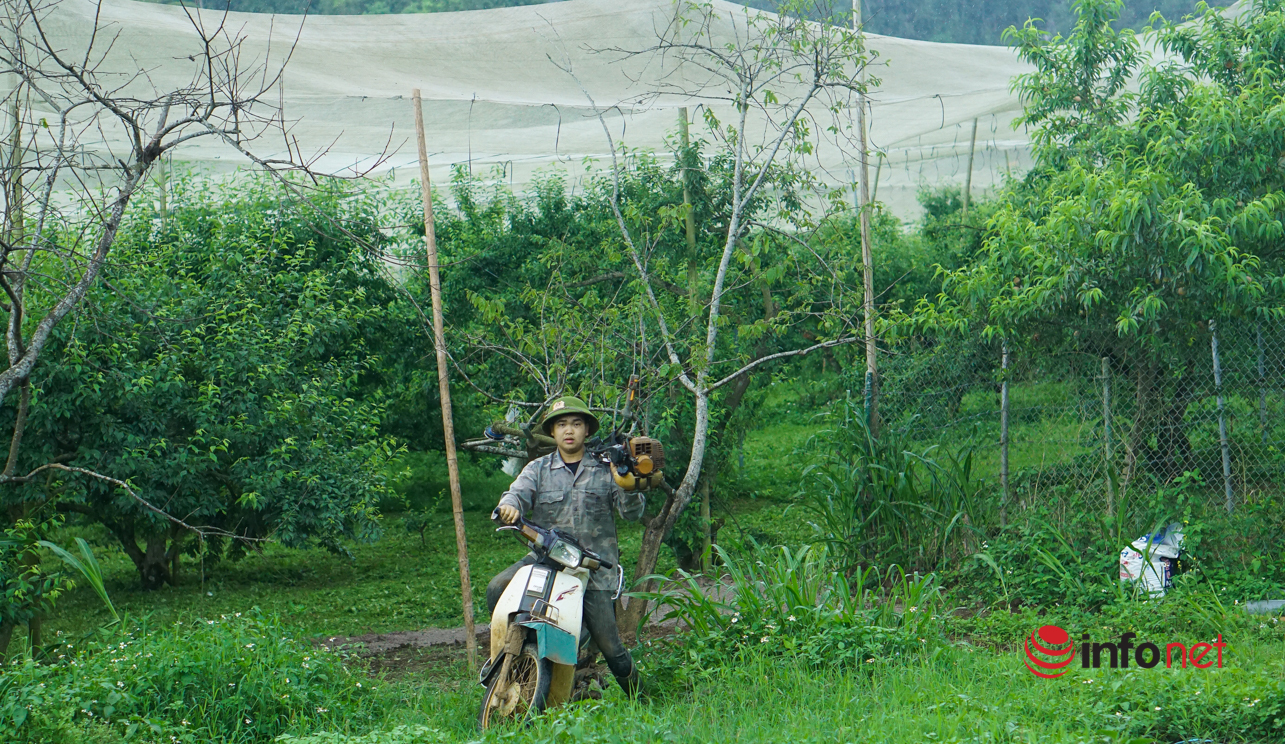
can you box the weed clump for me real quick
[1,610,383,743]
[638,544,942,690]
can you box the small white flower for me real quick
[760,637,769,643]
[245,643,255,649]
[787,615,796,622]
[1154,707,1161,711]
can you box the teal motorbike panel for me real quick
[520,620,578,665]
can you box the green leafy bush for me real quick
[0,610,382,743]
[640,544,941,688]
[797,396,989,573]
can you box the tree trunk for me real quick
[618,362,758,637]
[1123,359,1157,489]
[111,521,174,590]
[1155,361,1196,482]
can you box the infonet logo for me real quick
[1023,624,1226,678]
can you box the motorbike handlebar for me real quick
[490,508,612,571]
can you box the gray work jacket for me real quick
[497,451,645,590]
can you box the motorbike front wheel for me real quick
[478,643,553,729]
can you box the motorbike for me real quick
[477,511,624,729]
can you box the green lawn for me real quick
[48,497,818,641]
[292,634,1285,744]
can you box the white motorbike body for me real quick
[486,563,591,705]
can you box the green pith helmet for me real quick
[539,396,600,436]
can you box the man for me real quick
[489,395,644,696]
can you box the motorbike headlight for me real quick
[547,539,582,569]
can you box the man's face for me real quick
[552,415,588,456]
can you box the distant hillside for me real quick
[156,0,1209,46]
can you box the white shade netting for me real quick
[14,0,1040,218]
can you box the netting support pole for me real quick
[854,0,878,434]
[1211,320,1234,512]
[871,151,883,205]
[963,117,978,215]
[1102,356,1113,519]
[1000,340,1010,527]
[1258,322,1267,445]
[413,89,477,668]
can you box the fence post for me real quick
[1102,357,1113,519]
[963,118,978,215]
[1211,320,1234,512]
[1258,322,1268,445]
[1000,340,1010,527]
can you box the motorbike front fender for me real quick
[519,620,578,665]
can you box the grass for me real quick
[49,510,571,639]
[281,635,1285,743]
[46,498,817,641]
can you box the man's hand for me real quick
[497,504,521,525]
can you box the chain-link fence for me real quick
[877,320,1285,522]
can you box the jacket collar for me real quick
[550,451,590,471]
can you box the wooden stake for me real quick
[962,117,978,215]
[999,340,1010,527]
[413,89,477,667]
[1211,321,1234,512]
[854,0,878,433]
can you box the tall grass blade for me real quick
[39,538,119,624]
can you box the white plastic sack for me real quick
[1119,522,1184,597]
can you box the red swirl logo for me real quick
[1023,624,1075,678]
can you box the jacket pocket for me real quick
[536,489,567,505]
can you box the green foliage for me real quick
[385,451,510,514]
[901,0,1285,491]
[796,395,989,573]
[957,469,1285,612]
[15,177,416,588]
[1,518,74,647]
[0,611,384,744]
[639,543,941,688]
[38,537,118,624]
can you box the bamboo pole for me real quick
[1000,340,1010,527]
[1211,321,1234,512]
[871,152,883,205]
[413,89,477,667]
[854,0,878,433]
[962,118,978,215]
